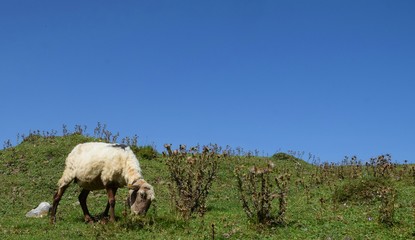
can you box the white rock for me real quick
[26,202,51,218]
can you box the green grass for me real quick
[1,133,415,239]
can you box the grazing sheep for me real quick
[50,142,155,223]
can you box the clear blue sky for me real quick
[1,1,414,163]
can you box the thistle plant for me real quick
[377,186,396,226]
[235,162,290,226]
[370,154,393,178]
[164,144,220,219]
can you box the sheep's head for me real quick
[127,180,155,215]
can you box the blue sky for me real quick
[1,1,414,163]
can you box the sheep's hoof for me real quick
[96,212,109,220]
[99,217,116,224]
[99,218,109,224]
[84,216,95,224]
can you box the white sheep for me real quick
[50,142,155,223]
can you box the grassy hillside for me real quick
[1,133,415,239]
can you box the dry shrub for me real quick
[377,186,396,226]
[369,154,393,178]
[164,144,220,219]
[235,162,290,226]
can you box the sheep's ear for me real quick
[127,184,140,190]
[129,190,137,205]
[128,179,146,190]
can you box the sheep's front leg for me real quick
[78,189,94,223]
[105,187,118,222]
[50,185,68,224]
[101,202,110,218]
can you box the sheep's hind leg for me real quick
[78,189,94,223]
